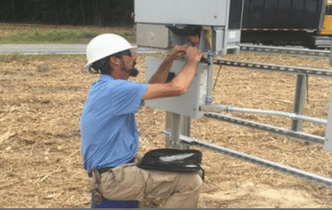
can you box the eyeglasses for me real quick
[114,49,137,58]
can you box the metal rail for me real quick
[240,44,330,58]
[214,59,332,78]
[163,131,332,188]
[200,105,327,125]
[204,112,325,145]
[162,43,332,189]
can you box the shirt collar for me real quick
[100,74,129,81]
[100,74,114,81]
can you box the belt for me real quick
[88,158,135,177]
[88,167,113,177]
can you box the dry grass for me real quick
[1,51,332,208]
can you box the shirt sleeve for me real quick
[108,80,149,115]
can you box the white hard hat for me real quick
[85,33,134,69]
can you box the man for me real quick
[80,33,203,208]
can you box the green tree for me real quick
[0,0,134,26]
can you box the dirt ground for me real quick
[1,50,332,208]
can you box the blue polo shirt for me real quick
[80,74,148,171]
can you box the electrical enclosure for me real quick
[145,57,208,118]
[135,0,244,117]
[134,0,244,55]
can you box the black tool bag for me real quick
[137,148,205,181]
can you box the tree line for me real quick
[1,0,134,26]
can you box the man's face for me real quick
[119,49,138,78]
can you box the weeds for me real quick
[0,25,136,44]
[0,30,101,44]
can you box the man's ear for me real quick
[110,56,121,67]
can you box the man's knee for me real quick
[178,173,203,192]
[192,173,204,188]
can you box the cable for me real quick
[212,65,223,91]
[306,73,309,104]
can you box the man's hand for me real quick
[148,45,189,85]
[185,46,203,65]
[144,46,203,100]
[166,45,189,61]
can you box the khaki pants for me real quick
[89,162,203,208]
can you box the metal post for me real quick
[324,41,332,152]
[165,112,191,149]
[169,113,181,149]
[165,111,172,148]
[330,38,332,66]
[324,88,332,152]
[205,53,214,105]
[291,74,307,131]
[180,116,191,150]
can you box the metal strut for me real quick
[200,104,327,125]
[163,131,332,188]
[204,112,325,145]
[240,44,330,58]
[213,59,332,78]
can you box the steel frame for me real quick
[164,49,332,188]
[213,59,332,78]
[240,44,330,58]
[203,112,325,145]
[163,131,332,188]
[199,105,327,125]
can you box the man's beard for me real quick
[122,61,139,77]
[127,68,139,77]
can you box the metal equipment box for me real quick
[145,57,208,118]
[135,0,244,117]
[134,0,244,55]
[135,0,229,26]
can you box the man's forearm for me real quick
[148,56,175,84]
[169,60,198,92]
